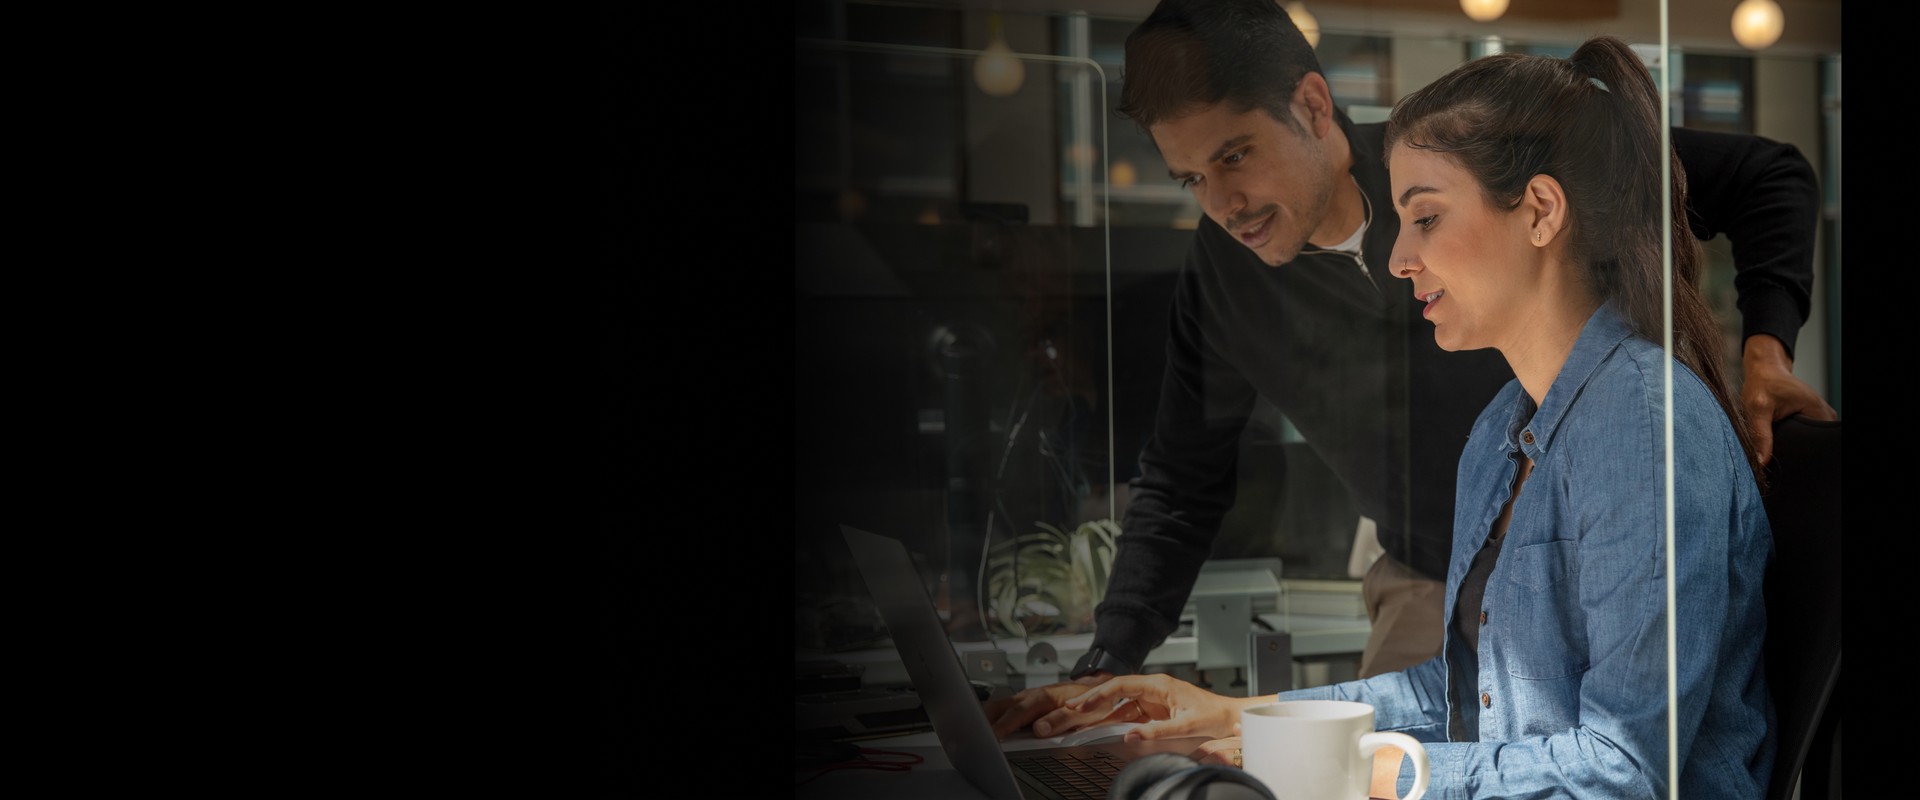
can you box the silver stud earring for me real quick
[1534,231,1542,241]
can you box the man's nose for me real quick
[1205,176,1244,224]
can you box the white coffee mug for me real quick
[1239,700,1429,800]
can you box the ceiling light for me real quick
[1460,0,1509,23]
[1284,2,1319,49]
[1731,0,1785,50]
[973,13,1026,97]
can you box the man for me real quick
[986,0,1833,740]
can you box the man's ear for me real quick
[1294,72,1335,139]
[1523,173,1568,246]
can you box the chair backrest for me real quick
[1758,414,1842,800]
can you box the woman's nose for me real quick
[1388,249,1421,279]
[1387,234,1421,279]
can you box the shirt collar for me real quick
[1499,301,1636,457]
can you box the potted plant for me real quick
[985,519,1121,638]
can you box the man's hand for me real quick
[1741,334,1837,464]
[984,672,1128,740]
[1056,673,1257,742]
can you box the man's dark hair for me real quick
[1117,0,1324,133]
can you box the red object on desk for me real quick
[795,747,927,787]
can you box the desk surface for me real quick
[797,606,1379,797]
[792,743,988,800]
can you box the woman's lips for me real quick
[1420,289,1444,319]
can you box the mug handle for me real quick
[1358,732,1429,800]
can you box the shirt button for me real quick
[1481,692,1492,708]
[1521,430,1535,445]
[1479,610,1488,625]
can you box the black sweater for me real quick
[1091,115,1820,671]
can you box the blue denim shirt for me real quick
[1277,303,1775,799]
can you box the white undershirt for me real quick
[1326,215,1366,256]
[1325,174,1369,256]
[1326,175,1373,289]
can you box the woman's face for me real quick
[1386,143,1542,354]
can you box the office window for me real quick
[1319,34,1394,110]
[1669,51,1750,386]
[1678,52,1754,134]
[1055,14,1199,229]
[793,3,965,226]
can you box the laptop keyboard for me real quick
[1008,750,1125,799]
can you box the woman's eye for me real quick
[1224,151,1245,165]
[1415,215,1437,230]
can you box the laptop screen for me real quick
[841,524,1030,800]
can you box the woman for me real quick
[1054,36,1775,799]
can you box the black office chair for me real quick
[1759,414,1842,800]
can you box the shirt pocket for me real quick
[1502,539,1589,679]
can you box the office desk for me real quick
[791,740,984,800]
[793,730,1406,799]
[796,596,1381,796]
[812,610,1372,691]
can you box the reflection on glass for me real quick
[795,20,1126,654]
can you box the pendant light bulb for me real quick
[1459,0,1509,23]
[1731,0,1784,50]
[974,14,1026,97]
[1283,2,1319,49]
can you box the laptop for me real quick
[840,524,1211,800]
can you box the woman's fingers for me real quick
[1031,701,1126,738]
[1064,674,1165,710]
[1125,710,1215,742]
[1189,737,1243,767]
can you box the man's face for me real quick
[1150,101,1339,267]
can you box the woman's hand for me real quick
[1189,736,1244,767]
[1048,673,1259,742]
[984,674,1130,740]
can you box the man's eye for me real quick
[1224,151,1245,165]
[1178,176,1200,190]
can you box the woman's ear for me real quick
[1524,174,1568,247]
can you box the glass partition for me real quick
[795,3,1838,798]
[1663,20,1843,800]
[794,9,1129,675]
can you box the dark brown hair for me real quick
[1117,0,1321,134]
[1385,36,1765,489]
